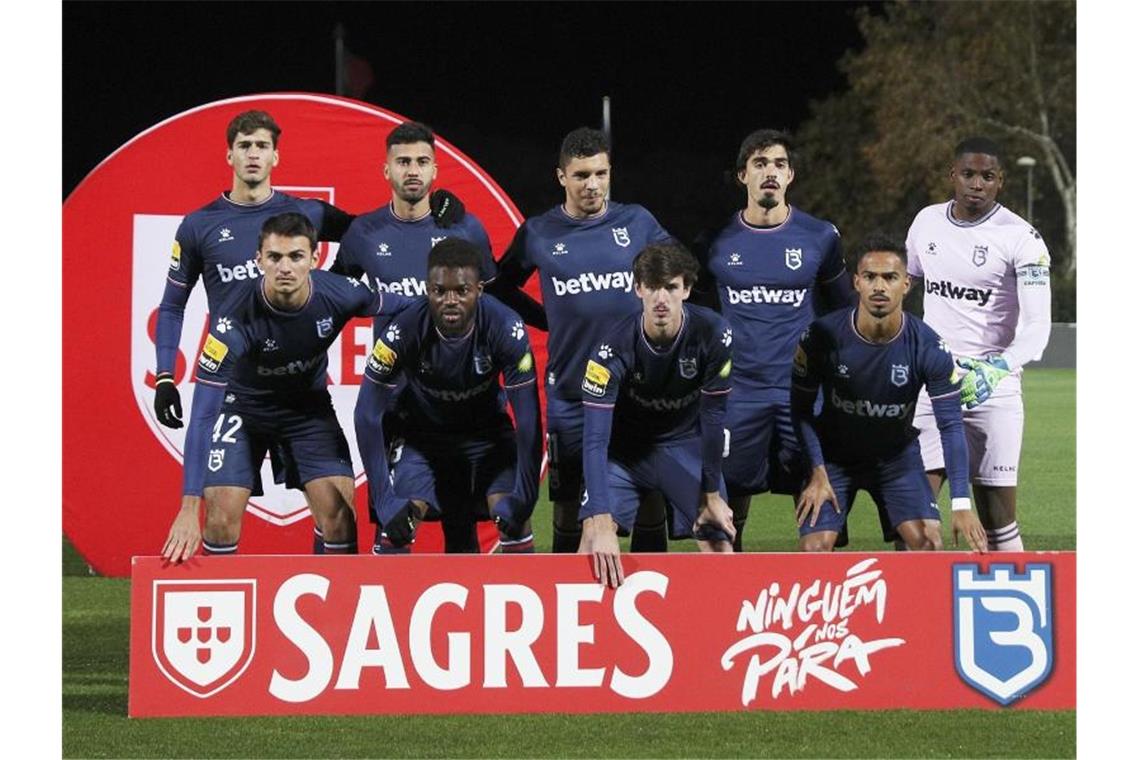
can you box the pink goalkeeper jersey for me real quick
[905,201,1050,364]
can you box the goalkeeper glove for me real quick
[381,501,419,547]
[429,189,465,228]
[492,496,530,541]
[956,355,1010,409]
[153,372,184,428]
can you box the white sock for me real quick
[986,521,1024,551]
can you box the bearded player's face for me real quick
[385,142,438,205]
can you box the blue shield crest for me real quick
[953,563,1054,706]
[890,363,909,387]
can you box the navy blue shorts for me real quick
[722,396,803,497]
[600,438,730,542]
[377,431,516,523]
[202,392,354,495]
[799,440,940,536]
[546,395,584,503]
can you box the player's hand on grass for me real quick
[429,189,465,228]
[693,491,736,546]
[796,465,839,528]
[951,509,988,554]
[956,355,1010,410]
[580,514,624,588]
[153,372,183,428]
[161,497,201,563]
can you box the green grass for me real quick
[62,369,1075,757]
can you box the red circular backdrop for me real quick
[63,93,545,575]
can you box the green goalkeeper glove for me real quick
[956,355,1010,409]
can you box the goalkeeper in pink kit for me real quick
[905,137,1051,551]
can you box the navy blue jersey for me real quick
[582,304,733,444]
[362,295,537,435]
[496,202,671,400]
[707,208,847,397]
[331,203,496,296]
[791,308,957,464]
[196,270,394,400]
[166,191,330,315]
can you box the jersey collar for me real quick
[945,200,1002,227]
[222,188,276,208]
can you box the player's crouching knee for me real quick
[799,533,836,552]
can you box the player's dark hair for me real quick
[258,212,317,252]
[954,136,1003,166]
[387,121,436,149]
[427,237,482,274]
[226,110,281,148]
[853,232,907,269]
[633,242,699,289]
[735,128,795,174]
[559,127,610,168]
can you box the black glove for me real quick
[383,501,419,547]
[492,497,528,541]
[154,373,183,428]
[429,189,465,228]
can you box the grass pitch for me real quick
[62,369,1076,758]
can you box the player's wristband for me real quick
[951,497,972,512]
[155,372,175,385]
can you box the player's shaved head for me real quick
[853,232,906,270]
[954,136,1003,166]
[226,110,281,148]
[633,242,699,289]
[428,237,482,274]
[387,121,435,150]
[559,127,610,168]
[259,212,317,252]
[736,129,795,174]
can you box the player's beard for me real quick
[396,182,430,204]
[757,193,780,211]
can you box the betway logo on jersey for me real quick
[376,277,427,296]
[216,259,264,283]
[256,355,324,377]
[926,280,993,306]
[725,285,807,307]
[830,388,914,418]
[551,271,634,296]
[420,377,494,402]
[626,387,700,412]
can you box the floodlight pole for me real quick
[1016,155,1037,226]
[602,95,612,199]
[334,23,346,96]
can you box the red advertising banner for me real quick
[128,552,1074,716]
[63,93,543,576]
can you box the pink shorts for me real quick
[913,375,1023,486]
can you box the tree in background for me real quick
[795,0,1075,319]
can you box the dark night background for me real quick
[64,1,877,247]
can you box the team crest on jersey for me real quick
[612,227,631,247]
[170,241,182,271]
[473,353,493,375]
[315,316,334,338]
[785,248,803,270]
[152,580,256,698]
[207,448,225,472]
[367,339,398,376]
[582,360,611,397]
[198,334,229,374]
[890,364,909,387]
[972,245,988,267]
[679,356,698,379]
[953,564,1054,706]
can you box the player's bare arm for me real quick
[951,508,988,553]
[580,514,624,588]
[796,465,839,528]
